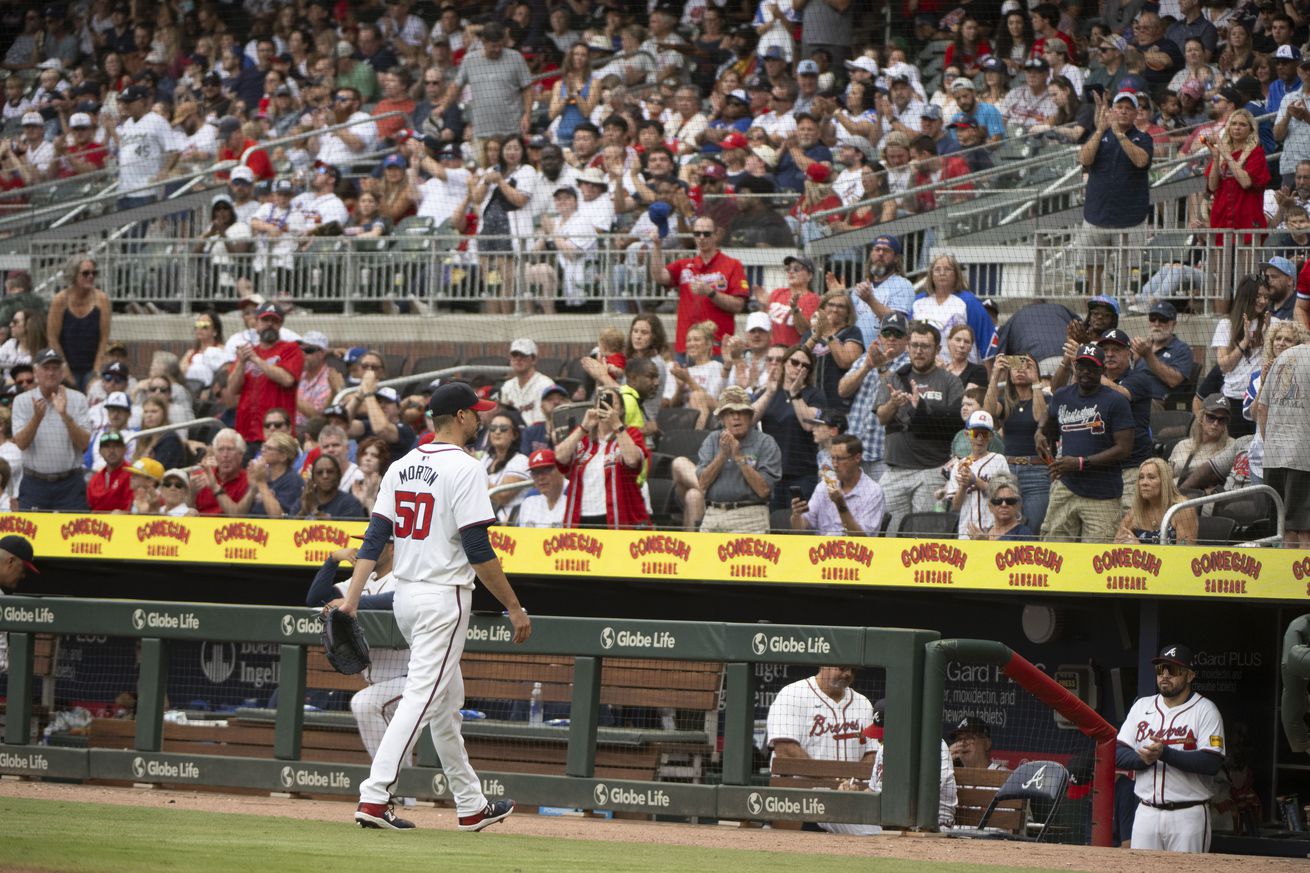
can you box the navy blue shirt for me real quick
[1131,336,1193,401]
[1049,384,1133,500]
[775,142,834,193]
[1116,368,1156,465]
[250,467,305,516]
[1084,125,1153,228]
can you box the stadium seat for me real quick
[898,512,959,537]
[656,429,712,461]
[1195,515,1237,546]
[770,508,796,534]
[656,407,701,433]
[647,452,674,480]
[409,354,463,378]
[534,357,567,380]
[647,477,678,525]
[1150,409,1193,449]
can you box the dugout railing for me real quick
[0,597,941,829]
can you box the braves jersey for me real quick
[334,571,408,683]
[871,739,958,827]
[766,677,875,762]
[372,442,496,588]
[1117,692,1225,804]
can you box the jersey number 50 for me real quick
[394,491,435,539]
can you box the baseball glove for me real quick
[322,607,371,675]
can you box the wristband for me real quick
[1078,457,1084,472]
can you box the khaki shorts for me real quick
[1040,480,1123,544]
[699,503,770,534]
[1121,466,1140,513]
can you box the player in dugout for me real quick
[948,716,1007,770]
[306,538,406,761]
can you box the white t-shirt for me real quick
[577,192,616,234]
[117,111,176,198]
[373,442,496,587]
[500,371,557,426]
[517,486,568,527]
[943,451,1010,538]
[172,122,218,159]
[222,326,303,363]
[766,676,876,762]
[417,168,472,226]
[0,439,21,502]
[1117,691,1225,804]
[912,295,969,336]
[292,192,349,230]
[316,111,377,167]
[485,452,530,521]
[833,166,865,207]
[1211,319,1263,400]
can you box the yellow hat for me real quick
[129,457,164,482]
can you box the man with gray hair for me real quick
[196,427,249,515]
[12,347,90,510]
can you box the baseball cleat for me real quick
[355,802,417,830]
[457,799,515,832]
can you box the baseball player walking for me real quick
[341,383,532,831]
[1116,645,1226,853]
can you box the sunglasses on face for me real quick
[1203,412,1227,423]
[359,363,383,371]
[263,419,288,429]
[880,329,905,338]
[990,496,1020,506]
[787,358,811,369]
[80,269,98,277]
[162,480,186,489]
[148,385,169,392]
[969,429,991,439]
[692,230,714,237]
[1147,315,1171,324]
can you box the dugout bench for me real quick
[83,648,723,787]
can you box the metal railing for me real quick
[332,365,511,405]
[1160,484,1285,546]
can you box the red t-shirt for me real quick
[235,340,304,443]
[372,97,416,142]
[664,250,749,353]
[195,469,250,515]
[764,287,822,347]
[218,139,274,180]
[59,141,109,177]
[86,464,132,511]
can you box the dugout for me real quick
[13,540,1307,854]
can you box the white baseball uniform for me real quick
[333,572,408,757]
[1117,691,1226,853]
[766,676,877,835]
[357,442,497,816]
[872,740,958,829]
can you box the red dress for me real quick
[1207,146,1270,246]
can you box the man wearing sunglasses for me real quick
[1116,644,1225,853]
[648,215,748,359]
[1129,300,1193,401]
[228,302,304,457]
[841,310,910,482]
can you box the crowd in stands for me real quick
[1,1,1309,545]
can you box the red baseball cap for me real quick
[806,162,832,184]
[720,132,749,150]
[528,449,557,470]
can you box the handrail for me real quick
[238,110,407,169]
[488,479,535,498]
[0,166,117,204]
[331,364,513,406]
[126,417,224,443]
[1159,484,1285,546]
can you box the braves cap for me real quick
[1097,328,1131,347]
[0,535,38,574]
[255,301,283,321]
[872,234,901,254]
[1148,300,1178,320]
[881,311,910,335]
[1275,44,1301,61]
[1087,294,1120,315]
[428,382,496,417]
[34,347,63,366]
[527,448,557,470]
[323,403,348,419]
[1075,343,1106,367]
[862,698,886,740]
[1152,644,1195,671]
[966,410,994,431]
[541,383,568,401]
[1112,90,1138,108]
[104,390,131,410]
[376,386,399,403]
[120,84,150,102]
[797,59,820,75]
[806,408,847,431]
[1202,392,1230,416]
[947,715,991,742]
[102,361,129,379]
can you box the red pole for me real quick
[1091,739,1116,848]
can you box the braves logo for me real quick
[1134,721,1199,750]
[808,715,863,740]
[677,268,728,292]
[1057,405,1107,435]
[1021,764,1047,791]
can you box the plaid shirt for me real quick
[848,350,909,463]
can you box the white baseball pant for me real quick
[350,677,406,758]
[1131,804,1211,853]
[358,582,488,817]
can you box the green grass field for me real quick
[0,798,1088,873]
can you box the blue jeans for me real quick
[18,471,88,511]
[1011,462,1051,535]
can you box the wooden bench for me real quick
[952,767,1023,833]
[1,634,58,728]
[767,759,1023,833]
[85,648,723,786]
[460,653,723,782]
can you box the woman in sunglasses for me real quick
[300,453,366,520]
[483,412,530,522]
[966,474,1034,541]
[48,254,112,391]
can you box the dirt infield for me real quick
[2,780,1305,873]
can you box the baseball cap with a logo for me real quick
[428,382,497,417]
[105,391,131,410]
[861,698,886,740]
[34,347,63,366]
[1097,328,1131,347]
[527,449,557,470]
[1151,644,1195,671]
[1075,344,1106,367]
[0,535,38,574]
[947,715,991,742]
[966,410,994,431]
[1276,44,1302,61]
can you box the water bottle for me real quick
[529,681,544,726]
